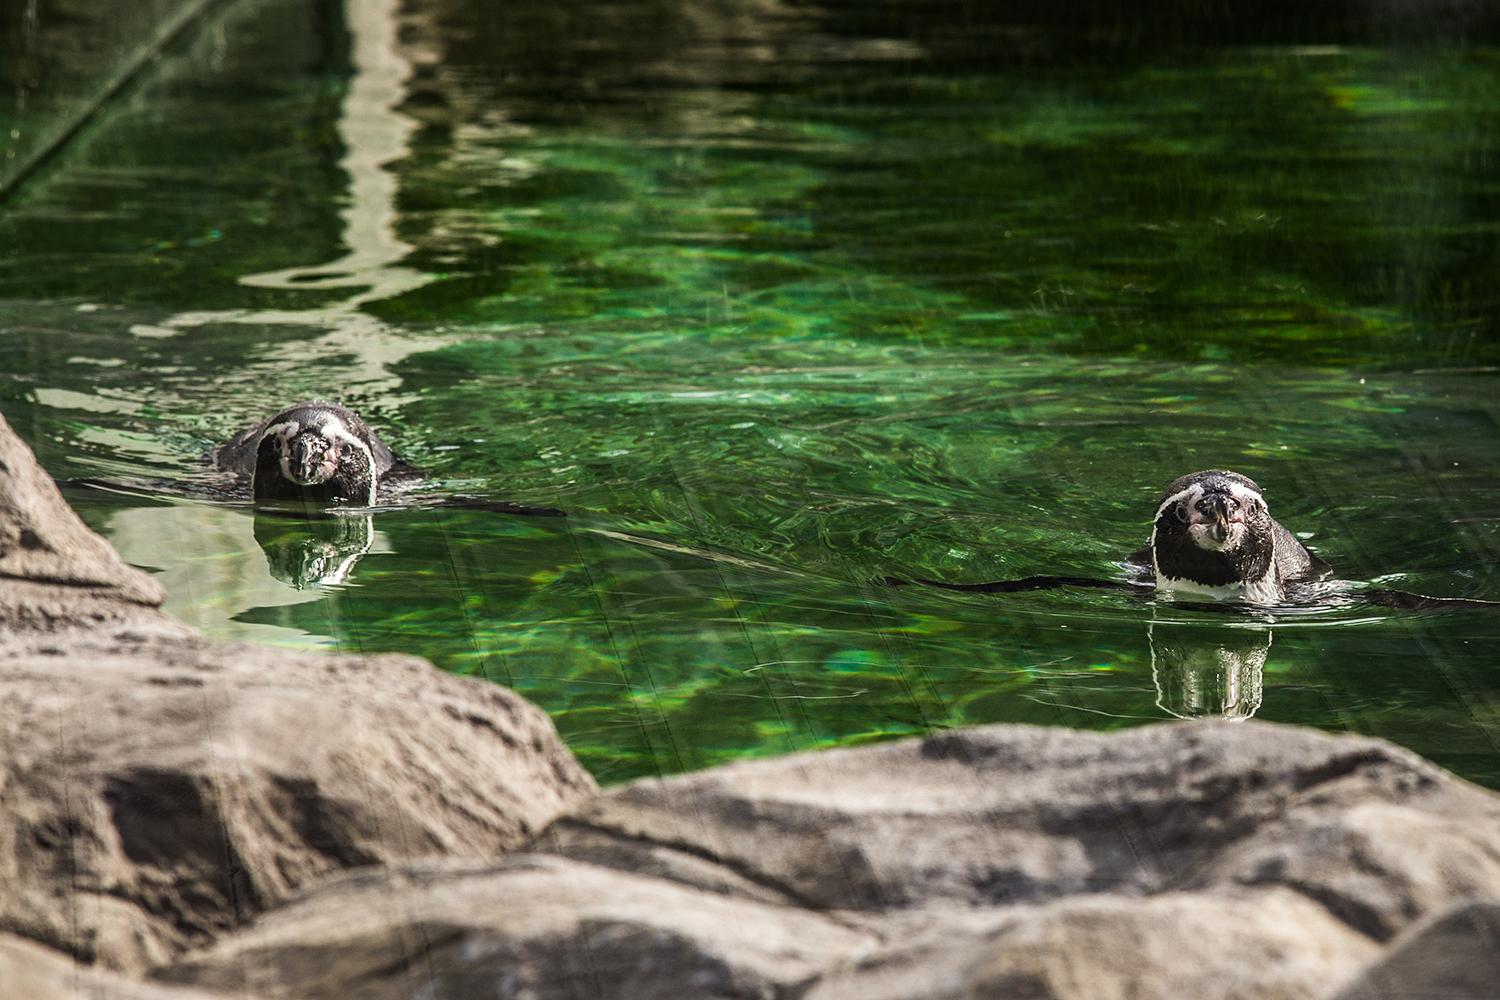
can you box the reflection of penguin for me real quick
[1148,619,1270,721]
[1129,470,1329,605]
[252,510,374,589]
[215,401,404,506]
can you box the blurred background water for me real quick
[1,0,1497,785]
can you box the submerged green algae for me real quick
[2,0,1498,785]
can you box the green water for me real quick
[2,0,1498,785]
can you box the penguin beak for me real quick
[1198,492,1241,543]
[287,433,337,486]
[1182,490,1247,548]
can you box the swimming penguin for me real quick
[886,469,1494,610]
[210,401,564,517]
[214,401,402,505]
[1128,469,1330,604]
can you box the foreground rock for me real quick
[0,631,597,975]
[165,721,1500,1000]
[549,723,1500,937]
[0,934,244,1000]
[1330,900,1500,1000]
[0,412,596,976]
[804,888,1375,1000]
[0,408,164,636]
[165,856,875,999]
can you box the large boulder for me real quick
[1329,900,1500,1000]
[0,634,597,974]
[0,934,244,1000]
[163,857,875,1000]
[162,721,1500,1000]
[0,411,598,976]
[0,412,164,612]
[546,722,1500,933]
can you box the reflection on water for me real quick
[108,502,389,647]
[1150,619,1270,721]
[141,0,445,401]
[253,510,376,590]
[0,0,222,194]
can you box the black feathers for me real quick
[1142,469,1329,602]
[215,401,400,506]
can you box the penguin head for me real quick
[1150,471,1276,590]
[253,404,378,505]
[272,426,340,487]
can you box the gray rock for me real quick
[0,933,243,1000]
[0,412,598,974]
[0,412,164,612]
[0,635,597,974]
[1328,900,1500,1000]
[166,721,1500,1000]
[547,721,1500,933]
[164,857,874,1000]
[805,889,1377,1000]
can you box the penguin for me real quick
[214,401,402,506]
[887,469,1494,610]
[1128,469,1330,604]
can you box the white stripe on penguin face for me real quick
[320,420,378,505]
[256,421,301,488]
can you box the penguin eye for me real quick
[1174,504,1189,523]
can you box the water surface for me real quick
[2,0,1497,785]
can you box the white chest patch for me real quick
[1156,572,1282,606]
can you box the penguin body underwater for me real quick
[890,469,1493,611]
[212,401,564,517]
[214,401,403,506]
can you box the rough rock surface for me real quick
[803,889,1377,1000]
[164,857,875,1000]
[549,722,1500,937]
[167,721,1500,1000]
[0,414,164,610]
[1329,900,1500,1000]
[0,934,243,1000]
[0,412,597,978]
[0,631,597,975]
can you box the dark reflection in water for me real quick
[1,0,1499,787]
[2,0,211,192]
[253,510,375,590]
[396,0,1500,362]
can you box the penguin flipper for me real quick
[885,575,1149,595]
[1360,588,1500,611]
[440,498,567,517]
